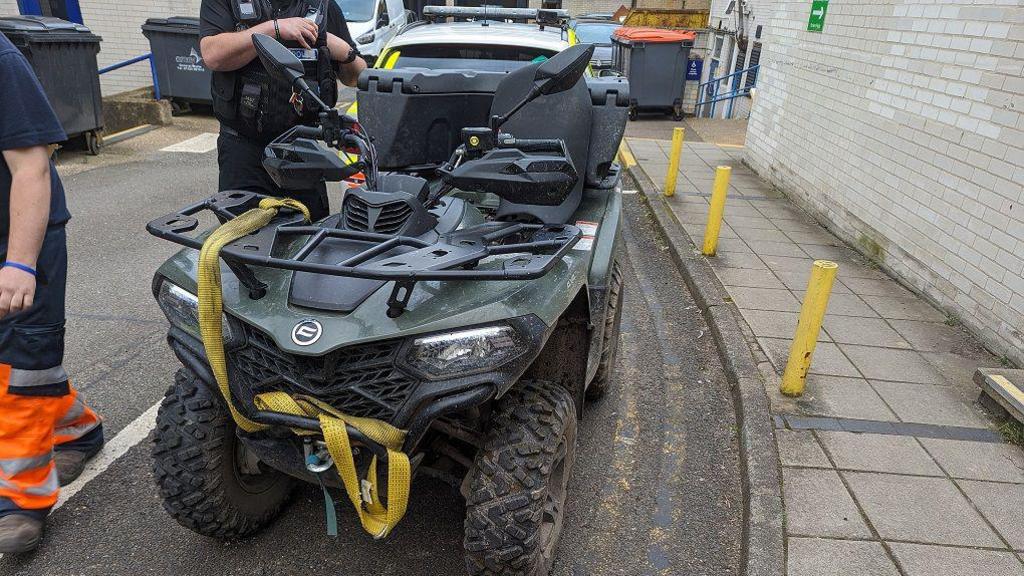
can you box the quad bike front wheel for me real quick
[464,380,578,575]
[152,368,294,538]
[587,260,623,401]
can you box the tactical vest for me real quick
[211,0,339,143]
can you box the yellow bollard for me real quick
[701,166,732,256]
[663,127,685,197]
[781,260,840,397]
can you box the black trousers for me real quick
[217,129,330,222]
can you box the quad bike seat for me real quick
[356,68,630,223]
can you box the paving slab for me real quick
[888,319,980,353]
[818,431,943,476]
[842,345,947,385]
[735,227,794,244]
[824,317,912,349]
[775,268,854,294]
[717,267,786,289]
[794,375,900,422]
[795,292,879,317]
[761,254,819,273]
[759,338,861,378]
[777,430,832,468]
[889,543,1024,576]
[840,278,916,298]
[727,286,803,312]
[785,229,841,245]
[919,438,1024,483]
[742,310,805,339]
[747,240,808,258]
[959,480,1024,551]
[710,251,769,270]
[783,468,872,538]
[870,380,991,428]
[860,294,947,321]
[715,237,755,253]
[787,538,899,576]
[844,472,1004,547]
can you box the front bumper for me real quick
[165,313,549,456]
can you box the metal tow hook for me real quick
[304,438,335,473]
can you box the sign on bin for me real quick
[175,47,205,72]
[686,59,703,81]
[807,0,829,32]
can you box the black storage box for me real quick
[142,16,212,109]
[0,15,103,152]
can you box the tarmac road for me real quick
[0,120,742,576]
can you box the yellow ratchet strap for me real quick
[196,197,411,538]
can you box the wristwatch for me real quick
[340,45,359,65]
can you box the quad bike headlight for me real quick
[157,280,238,346]
[406,325,525,379]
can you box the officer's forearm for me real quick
[200,23,275,72]
[2,146,51,268]
[326,33,366,87]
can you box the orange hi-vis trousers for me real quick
[1,227,102,517]
[0,365,101,512]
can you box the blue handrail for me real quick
[695,64,759,119]
[99,52,162,101]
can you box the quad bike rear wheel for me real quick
[464,380,578,575]
[586,260,623,401]
[152,368,294,538]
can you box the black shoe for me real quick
[0,515,44,554]
[55,425,104,486]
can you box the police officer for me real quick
[0,32,103,553]
[200,0,367,221]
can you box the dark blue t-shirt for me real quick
[0,32,70,239]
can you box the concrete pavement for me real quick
[625,125,1024,575]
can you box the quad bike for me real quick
[147,35,629,575]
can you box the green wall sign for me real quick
[807,0,828,32]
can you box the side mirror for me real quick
[253,34,305,87]
[489,43,595,131]
[534,43,595,96]
[377,12,390,27]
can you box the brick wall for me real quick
[744,1,1024,364]
[0,0,201,95]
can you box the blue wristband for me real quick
[2,261,37,277]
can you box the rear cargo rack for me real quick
[147,191,581,317]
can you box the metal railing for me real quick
[695,64,759,119]
[98,52,161,100]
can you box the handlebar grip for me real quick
[293,126,323,139]
[499,138,564,153]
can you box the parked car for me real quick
[337,0,410,60]
[374,8,572,72]
[570,19,621,72]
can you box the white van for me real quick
[338,0,410,61]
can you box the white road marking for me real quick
[621,189,639,195]
[160,132,219,154]
[53,402,160,511]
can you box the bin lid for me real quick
[0,15,92,34]
[142,16,201,32]
[612,27,696,44]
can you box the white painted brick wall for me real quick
[0,0,201,95]
[744,0,1024,364]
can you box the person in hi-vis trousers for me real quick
[0,31,104,554]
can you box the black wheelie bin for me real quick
[0,15,104,154]
[612,27,695,120]
[142,16,211,114]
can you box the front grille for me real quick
[343,196,413,234]
[229,324,417,422]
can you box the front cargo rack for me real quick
[147,190,581,317]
